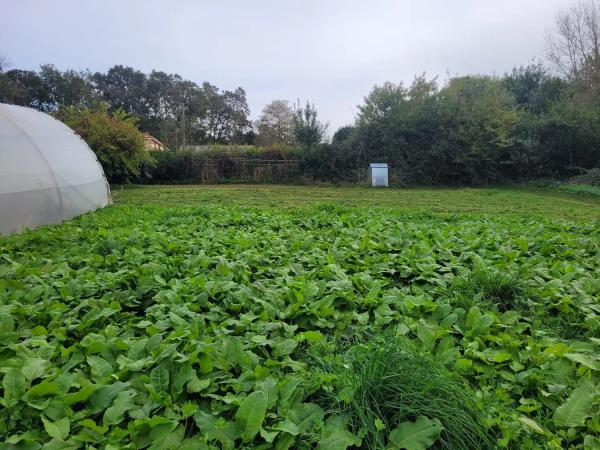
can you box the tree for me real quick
[0,69,47,107]
[546,0,600,103]
[56,106,149,183]
[436,76,518,184]
[201,84,251,144]
[502,62,566,113]
[292,100,327,151]
[38,65,97,111]
[332,125,355,144]
[0,65,97,111]
[0,53,11,73]
[352,75,521,185]
[546,0,600,79]
[255,100,295,146]
[91,65,149,117]
[144,70,187,146]
[354,76,440,183]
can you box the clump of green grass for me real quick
[316,340,495,449]
[450,265,526,312]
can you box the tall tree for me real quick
[546,0,600,79]
[91,65,149,117]
[0,69,47,107]
[255,99,295,146]
[201,84,251,144]
[292,100,327,152]
[437,76,518,184]
[0,53,11,73]
[38,65,97,110]
[502,62,566,113]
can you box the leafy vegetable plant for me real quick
[0,199,598,449]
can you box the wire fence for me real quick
[149,153,304,183]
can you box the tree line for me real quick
[316,64,599,184]
[0,64,252,148]
[1,0,599,185]
[307,0,600,184]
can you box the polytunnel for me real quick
[0,103,110,234]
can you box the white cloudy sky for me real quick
[1,0,573,131]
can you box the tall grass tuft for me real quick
[450,265,526,312]
[316,340,494,449]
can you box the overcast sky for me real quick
[1,0,573,131]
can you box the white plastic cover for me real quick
[0,104,110,234]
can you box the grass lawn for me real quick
[558,183,600,199]
[112,184,600,219]
[1,185,599,449]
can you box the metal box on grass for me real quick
[368,163,389,187]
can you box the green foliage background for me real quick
[3,63,600,186]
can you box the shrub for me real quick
[56,106,149,183]
[567,167,600,186]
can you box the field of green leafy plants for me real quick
[0,186,599,449]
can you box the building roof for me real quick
[143,133,166,150]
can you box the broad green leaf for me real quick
[64,383,99,405]
[260,427,279,443]
[296,330,323,342]
[87,355,113,380]
[26,380,62,397]
[470,313,494,336]
[21,358,49,382]
[0,313,14,333]
[187,375,210,393]
[271,419,299,435]
[288,402,324,433]
[273,338,298,357]
[274,432,295,450]
[79,418,108,434]
[317,428,362,449]
[148,423,184,450]
[224,337,246,370]
[173,363,195,395]
[235,391,267,442]
[150,366,170,393]
[2,368,26,398]
[178,437,212,450]
[584,435,600,449]
[103,390,137,425]
[518,417,544,434]
[387,416,444,450]
[194,410,241,446]
[553,382,594,427]
[465,306,481,330]
[279,376,301,406]
[41,415,70,441]
[258,376,278,409]
[88,381,129,413]
[564,353,600,371]
[491,352,512,363]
